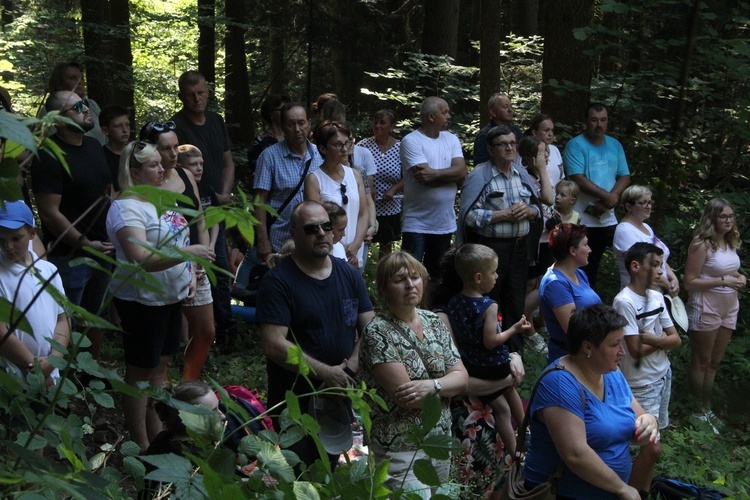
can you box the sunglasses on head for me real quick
[340,184,348,205]
[142,120,176,140]
[302,221,334,235]
[63,99,89,114]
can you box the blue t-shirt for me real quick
[256,257,373,404]
[447,293,509,368]
[524,361,635,499]
[539,268,602,364]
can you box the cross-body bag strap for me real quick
[513,363,586,480]
[383,316,431,374]
[266,156,313,233]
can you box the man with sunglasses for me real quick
[256,201,373,466]
[171,70,236,339]
[30,90,114,361]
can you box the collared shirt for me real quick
[254,139,323,251]
[465,164,533,239]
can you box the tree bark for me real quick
[80,0,112,106]
[540,0,594,130]
[109,0,134,122]
[510,0,539,36]
[422,0,459,58]
[197,0,216,86]
[225,0,250,150]
[1,0,14,26]
[479,0,502,126]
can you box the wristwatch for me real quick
[433,379,442,395]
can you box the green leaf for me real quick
[257,441,295,483]
[293,481,321,500]
[0,297,33,336]
[420,394,441,432]
[91,391,115,409]
[120,440,141,458]
[90,452,106,471]
[0,111,37,153]
[16,432,48,451]
[412,458,440,487]
[141,453,194,483]
[285,391,301,420]
[0,158,23,202]
[421,434,460,461]
[179,409,224,442]
[123,455,146,480]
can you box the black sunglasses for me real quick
[142,120,176,141]
[340,184,348,205]
[302,222,334,235]
[63,99,89,114]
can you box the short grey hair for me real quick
[420,96,446,123]
[487,92,510,111]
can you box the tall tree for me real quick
[510,0,540,36]
[540,0,594,128]
[225,0,250,149]
[479,0,502,125]
[422,0,459,58]
[198,0,216,86]
[109,0,134,119]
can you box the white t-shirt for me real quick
[107,198,191,305]
[331,241,347,261]
[613,222,671,289]
[352,145,377,192]
[0,252,65,380]
[613,286,673,387]
[400,129,463,234]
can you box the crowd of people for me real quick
[0,63,746,498]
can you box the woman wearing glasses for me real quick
[304,120,368,268]
[106,141,215,451]
[685,198,745,432]
[613,185,679,293]
[140,120,215,382]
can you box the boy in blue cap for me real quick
[0,201,70,388]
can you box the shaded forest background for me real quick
[1,0,748,200]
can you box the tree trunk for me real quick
[510,0,539,36]
[225,0,250,150]
[109,0,134,123]
[1,0,14,26]
[267,0,286,95]
[197,0,216,86]
[479,0,502,126]
[422,0,459,58]
[80,0,112,106]
[540,0,594,131]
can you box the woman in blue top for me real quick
[524,304,658,499]
[539,223,602,364]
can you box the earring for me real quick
[587,353,591,359]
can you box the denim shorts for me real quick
[631,366,672,430]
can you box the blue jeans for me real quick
[401,232,452,278]
[48,255,111,321]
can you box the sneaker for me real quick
[524,332,548,355]
[705,409,725,429]
[691,412,719,435]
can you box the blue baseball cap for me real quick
[0,201,35,230]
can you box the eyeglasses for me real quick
[491,141,517,149]
[718,214,735,221]
[329,140,353,151]
[142,120,176,141]
[635,200,654,207]
[63,99,89,114]
[340,184,348,205]
[302,221,334,235]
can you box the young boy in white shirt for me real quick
[0,201,70,389]
[613,241,682,494]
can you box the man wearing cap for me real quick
[256,200,374,466]
[31,90,113,361]
[0,201,70,388]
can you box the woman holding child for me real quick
[141,121,216,381]
[360,251,468,496]
[107,141,215,451]
[523,304,659,499]
[614,185,679,293]
[539,223,601,364]
[685,198,745,430]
